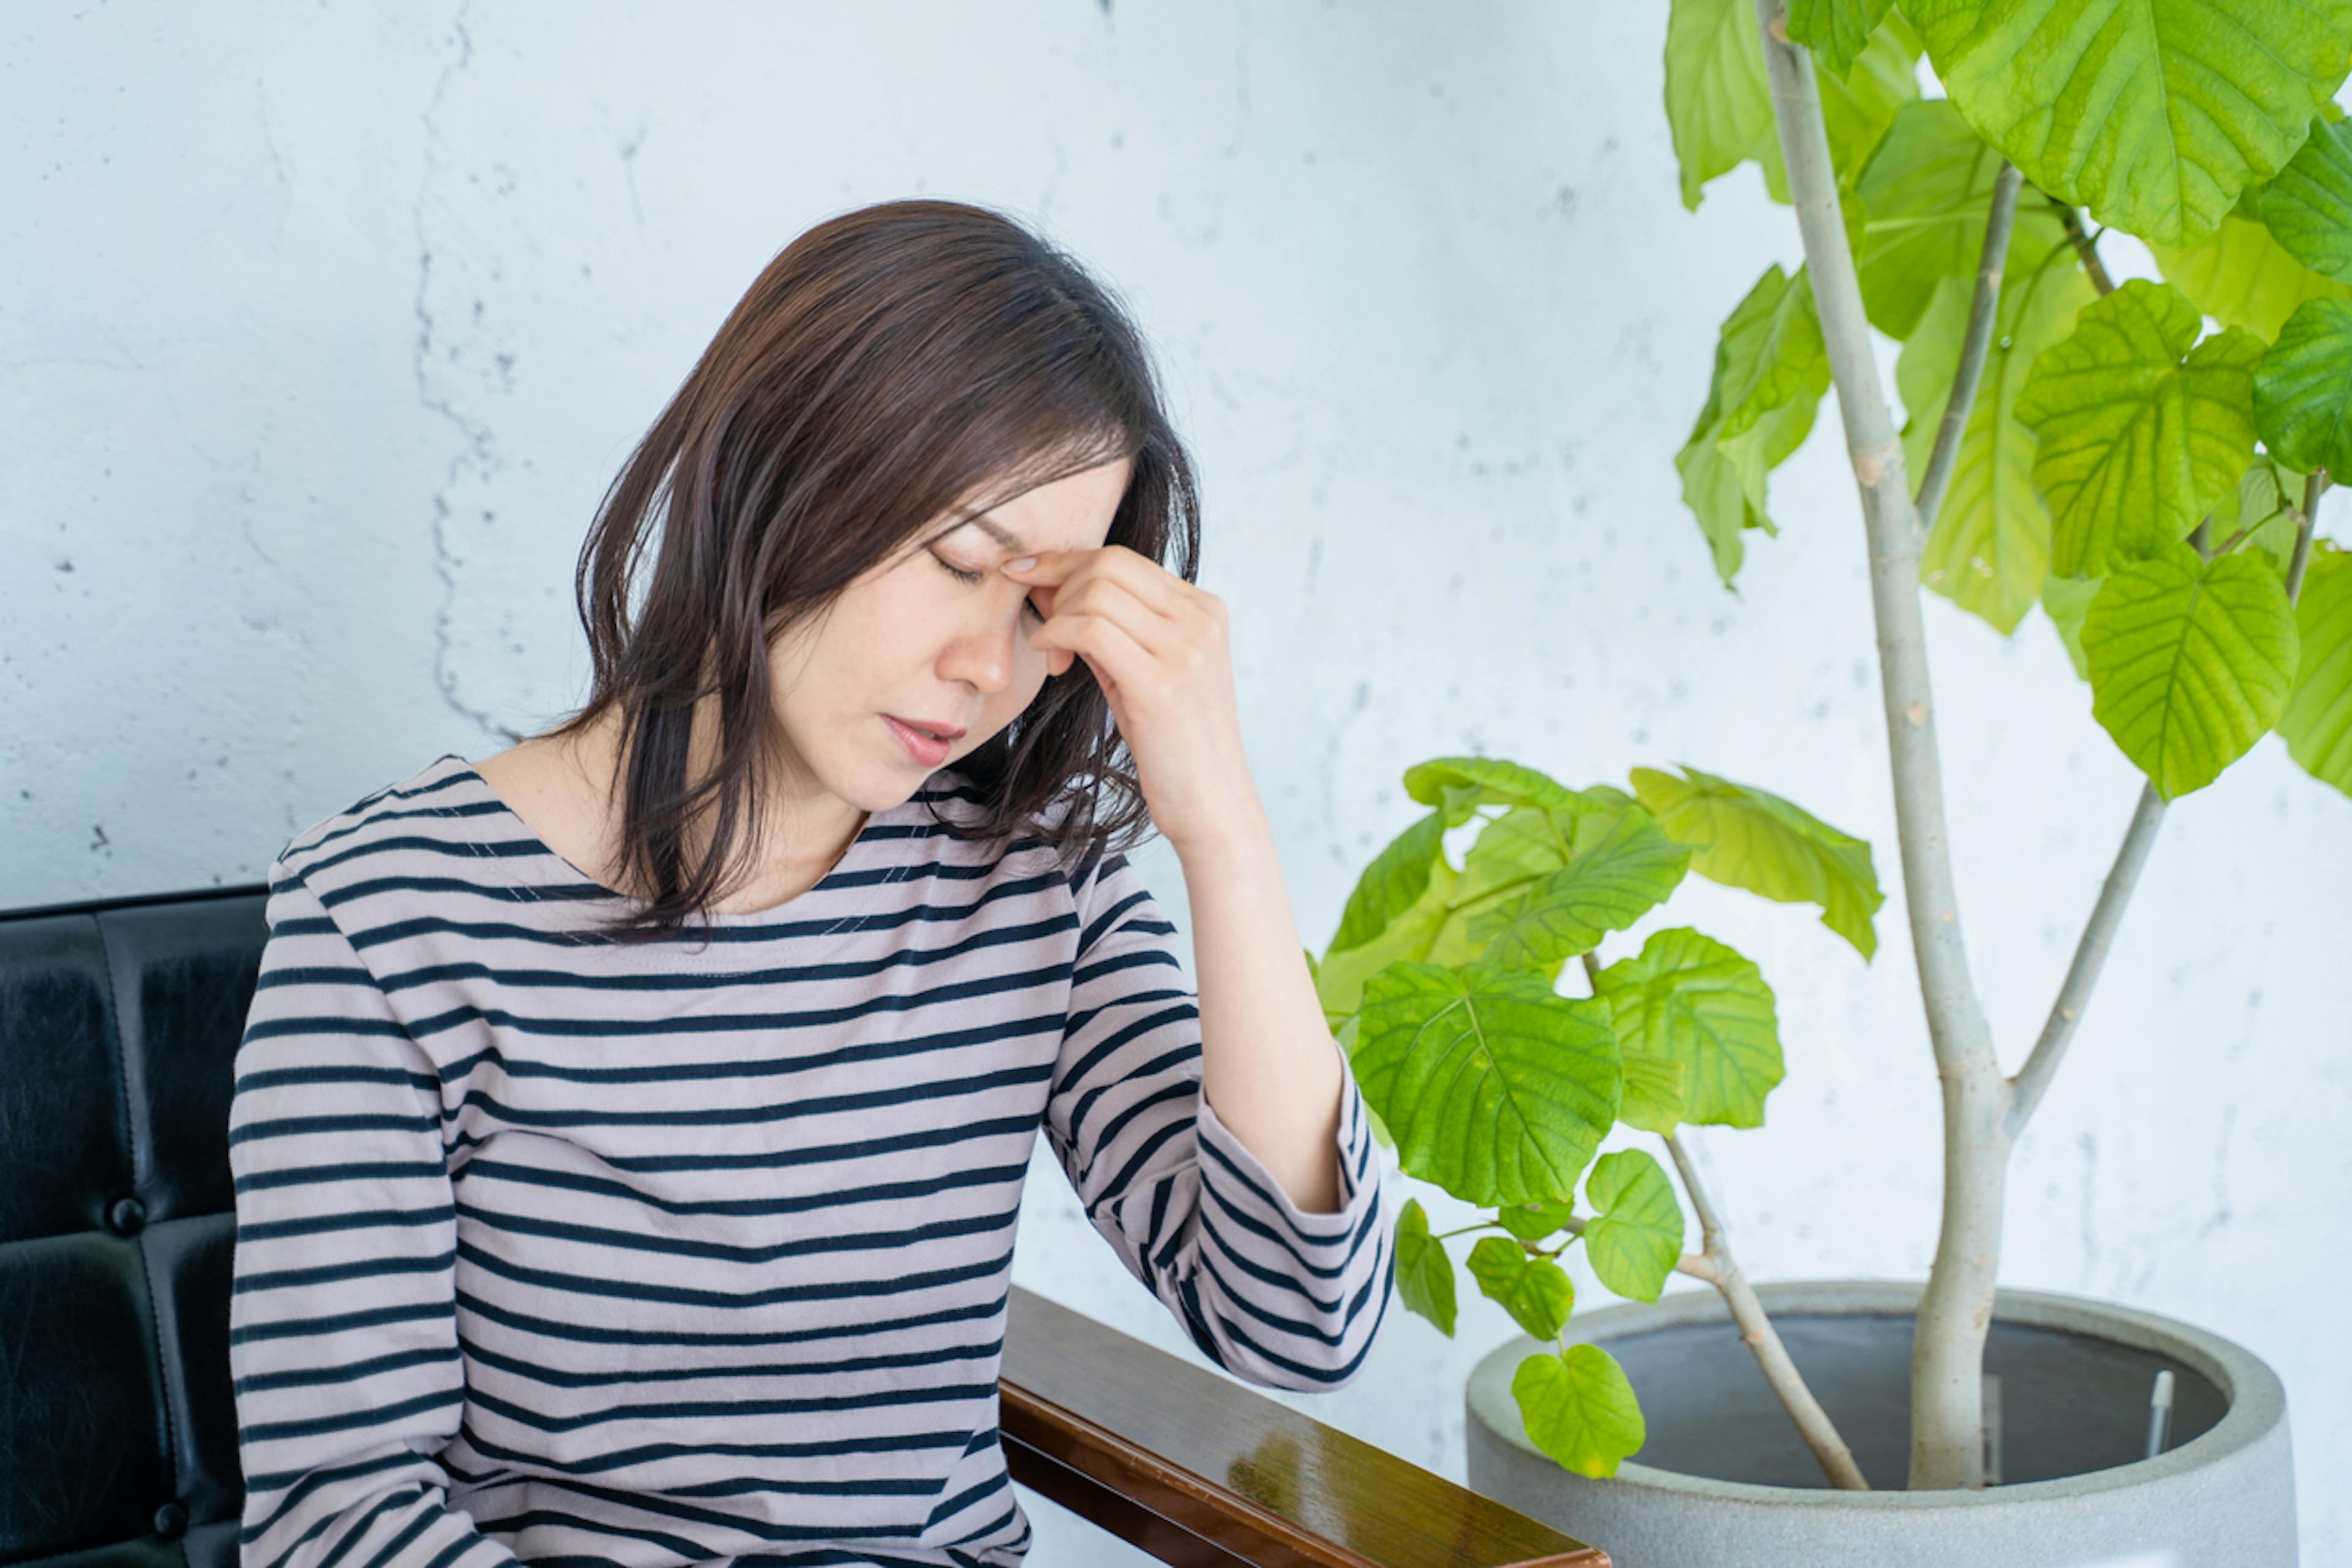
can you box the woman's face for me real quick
[765,453,1136,812]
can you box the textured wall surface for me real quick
[6,2,2348,1560]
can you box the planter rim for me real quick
[1466,1276,2287,1511]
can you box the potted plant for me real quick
[1310,0,2346,1561]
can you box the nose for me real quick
[937,596,1027,695]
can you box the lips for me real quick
[888,716,965,740]
[884,714,957,767]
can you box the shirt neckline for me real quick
[432,750,918,929]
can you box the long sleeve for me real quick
[227,870,520,1568]
[1044,846,1393,1390]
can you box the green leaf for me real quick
[2253,296,2352,478]
[1786,0,1895,78]
[1630,763,1882,959]
[1425,808,1615,995]
[1616,1049,1687,1136]
[2082,543,2302,799]
[1581,1150,1686,1303]
[1664,0,1775,212]
[1495,1196,1581,1242]
[1402,756,1598,819]
[1898,244,2100,633]
[1469,810,1694,971]
[1905,0,2352,247]
[1316,853,1459,1024]
[2278,543,2352,795]
[1676,392,1821,586]
[1450,805,1581,914]
[1807,15,1923,189]
[1853,99,2074,341]
[1676,265,1833,587]
[2015,279,2263,578]
[1354,961,1622,1208]
[1670,0,1919,211]
[2212,454,2311,576]
[2155,212,2352,342]
[2261,116,2352,285]
[1467,1236,1577,1341]
[1718,268,1830,441]
[1512,1345,1648,1478]
[2090,459,2307,616]
[2042,570,2103,681]
[1593,928,1785,1129]
[1393,1197,1458,1337]
[1330,809,1447,954]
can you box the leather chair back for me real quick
[1,885,270,1568]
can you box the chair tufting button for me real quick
[153,1501,187,1539]
[107,1196,147,1235]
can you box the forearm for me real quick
[1176,800,1348,1215]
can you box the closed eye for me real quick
[935,552,1045,619]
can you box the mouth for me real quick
[883,714,962,766]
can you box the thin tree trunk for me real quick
[1749,0,2011,1489]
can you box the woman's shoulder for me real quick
[271,750,514,900]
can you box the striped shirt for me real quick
[228,750,1392,1568]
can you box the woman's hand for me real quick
[1000,546,1261,855]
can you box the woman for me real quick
[227,198,1392,1568]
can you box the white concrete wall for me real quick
[6,2,2347,1559]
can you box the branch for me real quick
[1915,162,2024,540]
[1664,1131,1870,1490]
[2057,203,2117,295]
[2002,781,2168,1137]
[2287,471,2329,601]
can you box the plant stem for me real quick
[1751,0,2011,1490]
[1914,161,2022,541]
[2056,203,2117,294]
[1666,1131,1871,1490]
[2002,782,2167,1138]
[2287,472,2329,601]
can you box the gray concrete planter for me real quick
[1465,1279,2297,1567]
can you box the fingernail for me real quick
[1003,555,1037,573]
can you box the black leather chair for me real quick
[2,884,268,1568]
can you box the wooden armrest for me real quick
[998,1284,1608,1567]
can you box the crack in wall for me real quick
[410,0,521,747]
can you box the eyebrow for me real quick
[939,512,1028,556]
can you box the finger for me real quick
[1006,546,1199,629]
[1028,609,1153,699]
[1046,574,1178,655]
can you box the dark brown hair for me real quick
[537,197,1200,942]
